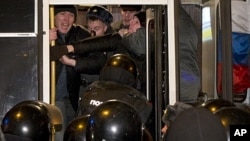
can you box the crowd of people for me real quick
[48,4,152,141]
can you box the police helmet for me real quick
[64,115,90,141]
[200,99,235,113]
[166,107,227,141]
[86,100,143,141]
[1,101,50,141]
[214,107,250,140]
[1,100,63,141]
[86,5,113,25]
[100,54,138,88]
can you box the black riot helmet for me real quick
[64,115,152,141]
[86,100,143,141]
[1,101,50,141]
[100,54,138,88]
[1,100,63,141]
[214,107,250,140]
[166,107,227,141]
[200,98,235,113]
[64,115,90,141]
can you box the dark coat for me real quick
[55,25,106,111]
[178,7,201,103]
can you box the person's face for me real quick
[87,19,107,36]
[121,9,137,26]
[55,11,75,34]
[128,16,141,33]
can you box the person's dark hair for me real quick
[86,5,113,25]
[120,5,142,11]
[134,11,146,27]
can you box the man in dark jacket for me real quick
[50,5,106,112]
[49,5,106,141]
[119,11,150,94]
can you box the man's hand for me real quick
[49,28,57,42]
[59,55,76,67]
[118,29,129,37]
[161,125,168,135]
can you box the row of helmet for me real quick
[1,99,151,141]
[2,98,250,141]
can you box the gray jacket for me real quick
[122,28,146,58]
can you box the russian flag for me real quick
[217,0,250,99]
